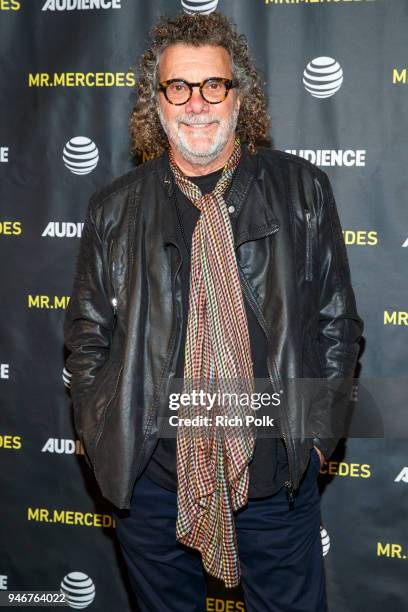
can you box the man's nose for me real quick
[184,87,209,114]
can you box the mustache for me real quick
[176,116,220,126]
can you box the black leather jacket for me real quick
[64,145,363,509]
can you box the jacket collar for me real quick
[157,143,280,249]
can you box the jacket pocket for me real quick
[78,359,123,468]
[92,363,124,466]
[304,208,313,282]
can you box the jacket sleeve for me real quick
[311,171,364,460]
[64,195,115,446]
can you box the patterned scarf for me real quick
[169,138,256,588]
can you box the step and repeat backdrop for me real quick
[1,0,407,610]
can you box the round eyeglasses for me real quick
[158,77,239,105]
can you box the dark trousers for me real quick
[113,447,327,612]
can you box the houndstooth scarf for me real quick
[168,138,256,588]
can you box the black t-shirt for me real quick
[143,165,289,498]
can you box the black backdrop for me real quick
[1,1,408,610]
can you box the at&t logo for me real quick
[63,367,72,389]
[181,0,218,14]
[321,526,330,556]
[303,57,343,99]
[60,572,95,609]
[63,137,99,175]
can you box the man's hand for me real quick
[314,445,326,468]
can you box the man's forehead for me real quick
[158,44,232,79]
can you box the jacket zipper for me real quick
[305,209,313,282]
[108,239,118,316]
[236,235,296,510]
[130,242,183,492]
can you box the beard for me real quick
[157,101,240,166]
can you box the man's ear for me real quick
[236,93,242,113]
[156,96,163,118]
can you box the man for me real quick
[64,11,363,612]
